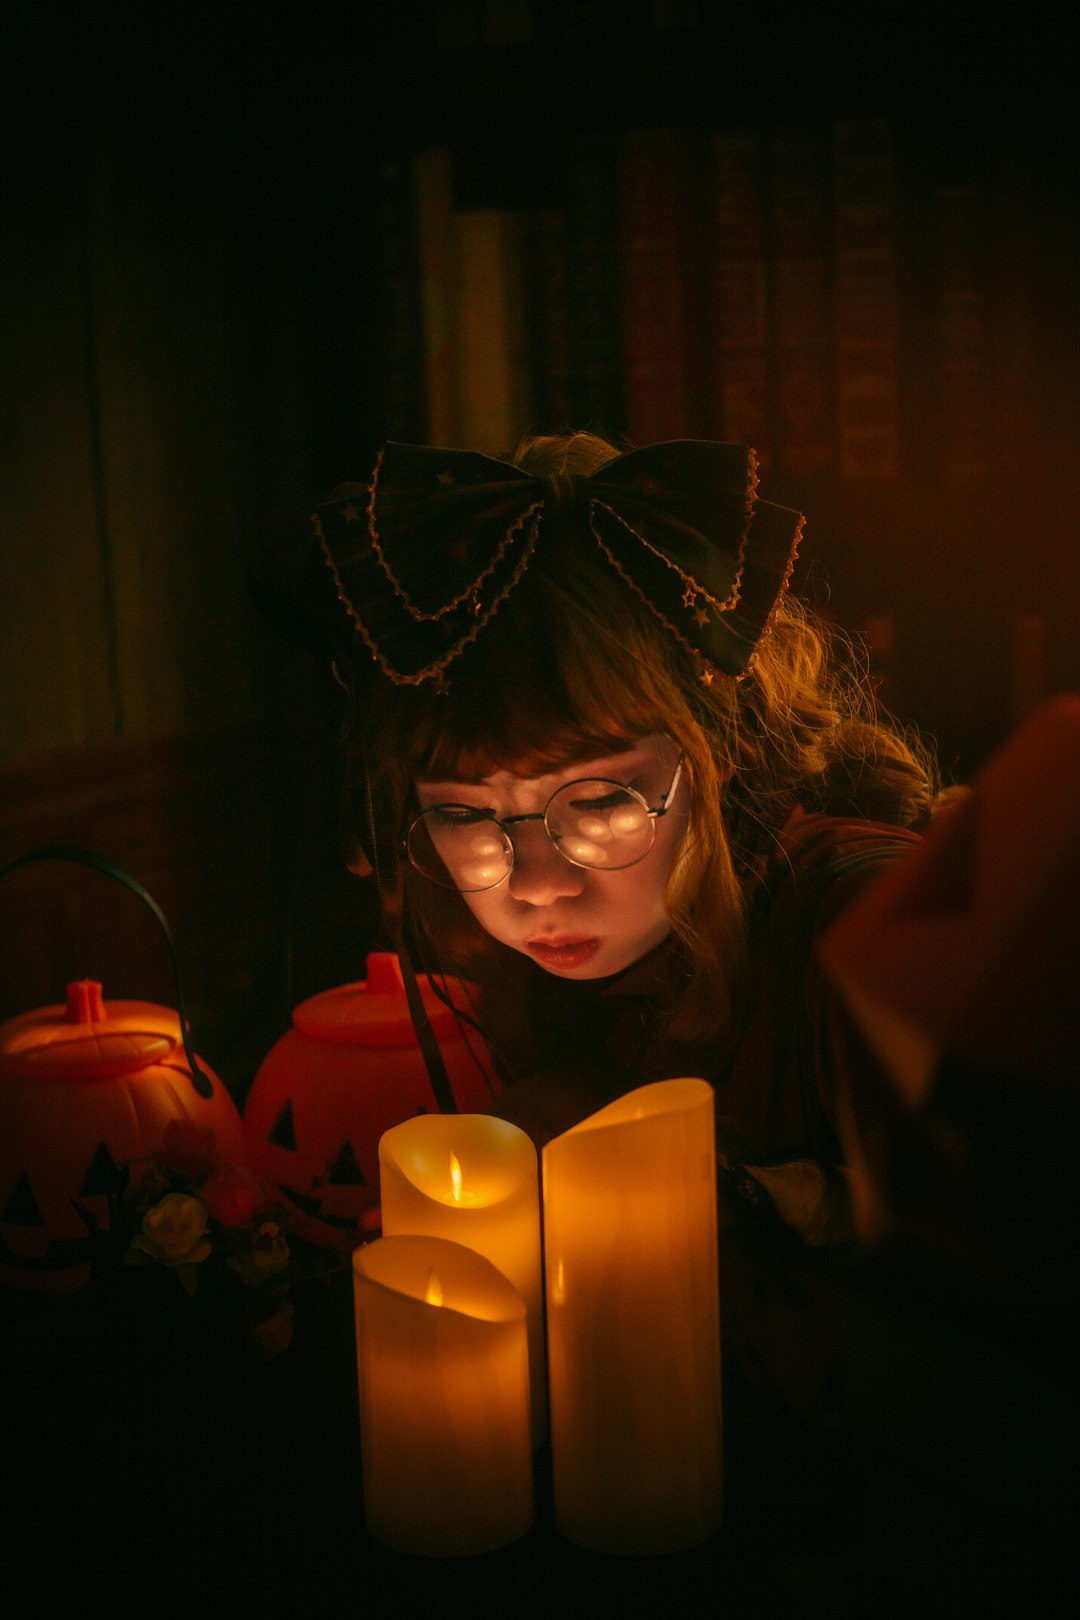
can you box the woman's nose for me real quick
[506,823,586,905]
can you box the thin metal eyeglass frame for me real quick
[403,754,685,890]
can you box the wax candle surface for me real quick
[379,1113,546,1441]
[353,1234,533,1556]
[542,1077,722,1555]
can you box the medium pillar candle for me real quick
[542,1077,722,1555]
[379,1113,546,1442]
[353,1234,533,1556]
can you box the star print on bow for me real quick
[314,439,805,687]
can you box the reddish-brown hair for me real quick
[342,431,938,1048]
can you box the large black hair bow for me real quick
[314,439,804,687]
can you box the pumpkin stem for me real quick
[66,980,107,1024]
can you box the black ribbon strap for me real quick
[362,772,458,1115]
[0,844,215,1099]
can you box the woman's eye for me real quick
[567,786,634,813]
[428,805,496,827]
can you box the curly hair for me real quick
[342,431,940,1049]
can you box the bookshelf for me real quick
[287,9,1077,782]
[2,5,1075,1073]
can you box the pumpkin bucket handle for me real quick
[0,844,215,1099]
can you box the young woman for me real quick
[313,430,942,1436]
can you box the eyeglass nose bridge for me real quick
[491,769,677,859]
[496,808,573,870]
[405,756,682,890]
[530,785,660,868]
[500,808,548,832]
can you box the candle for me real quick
[379,1113,546,1442]
[353,1234,533,1556]
[542,1077,722,1555]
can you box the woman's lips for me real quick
[525,936,601,970]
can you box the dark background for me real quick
[1,9,1076,1608]
[1,2,1077,1094]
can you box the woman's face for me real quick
[413,733,690,980]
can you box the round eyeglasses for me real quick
[404,757,684,892]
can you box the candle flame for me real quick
[425,1268,444,1307]
[449,1151,463,1203]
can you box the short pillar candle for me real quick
[379,1113,546,1442]
[542,1077,723,1555]
[352,1234,533,1556]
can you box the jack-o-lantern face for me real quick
[242,955,499,1249]
[265,1097,378,1239]
[0,981,246,1294]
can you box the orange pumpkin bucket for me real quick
[0,847,246,1294]
[242,952,499,1249]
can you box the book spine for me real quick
[562,130,625,437]
[702,128,771,465]
[987,141,1043,491]
[617,126,694,444]
[453,208,535,455]
[372,153,427,444]
[832,117,901,479]
[935,174,990,489]
[527,206,574,431]
[1011,611,1048,725]
[768,122,835,478]
[414,146,459,447]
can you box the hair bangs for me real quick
[393,565,678,782]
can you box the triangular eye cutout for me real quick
[3,1172,45,1227]
[80,1142,129,1199]
[269,1100,298,1151]
[326,1141,366,1186]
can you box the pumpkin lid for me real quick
[0,979,179,1081]
[291,953,472,1047]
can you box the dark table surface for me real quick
[3,1246,1075,1615]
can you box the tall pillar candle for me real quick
[542,1077,722,1555]
[353,1234,533,1555]
[379,1113,546,1441]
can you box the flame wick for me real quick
[449,1151,463,1203]
[425,1268,444,1308]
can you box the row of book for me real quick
[370,118,1042,486]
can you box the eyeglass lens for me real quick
[408,779,657,891]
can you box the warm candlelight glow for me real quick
[353,1235,533,1556]
[543,1078,722,1556]
[449,1150,463,1202]
[380,1114,546,1443]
